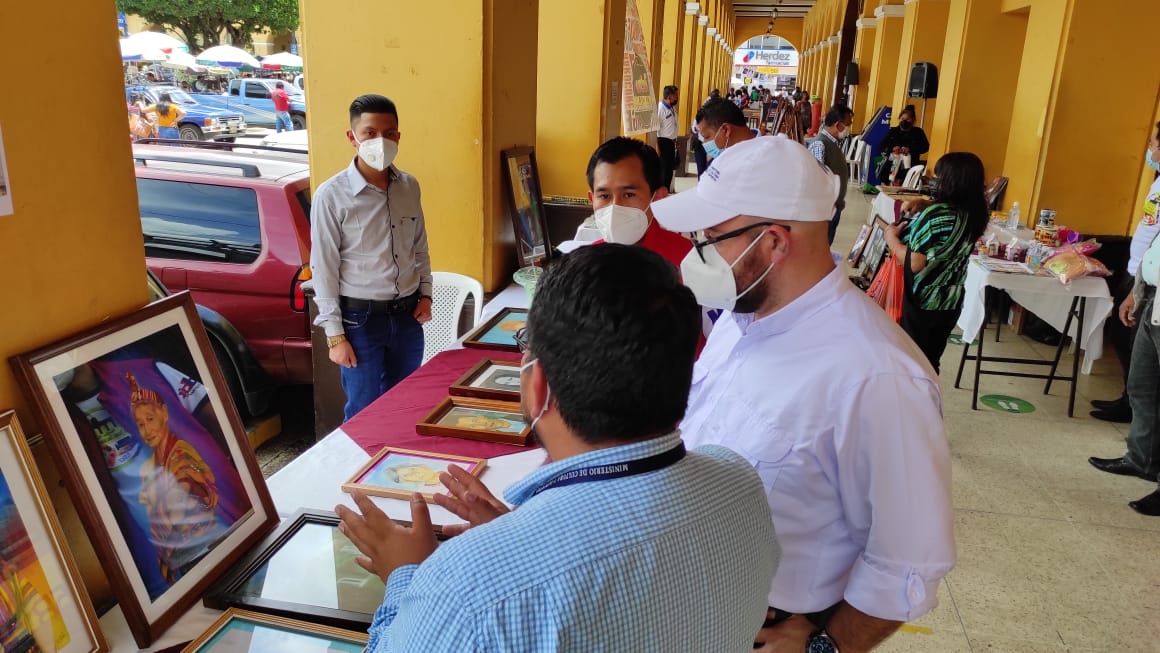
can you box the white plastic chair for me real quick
[422,271,484,364]
[903,164,926,189]
[847,140,866,185]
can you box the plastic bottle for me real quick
[1007,201,1021,230]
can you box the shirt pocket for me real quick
[391,215,419,247]
[705,396,795,492]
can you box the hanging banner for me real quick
[621,0,659,136]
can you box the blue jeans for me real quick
[275,111,294,133]
[340,308,424,421]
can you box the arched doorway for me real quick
[732,35,799,93]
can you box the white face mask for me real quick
[679,230,775,311]
[520,358,552,436]
[838,126,851,139]
[352,133,398,171]
[593,204,650,244]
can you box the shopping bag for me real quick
[867,253,904,323]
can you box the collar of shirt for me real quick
[343,157,399,195]
[504,432,684,506]
[638,217,693,269]
[819,128,839,144]
[731,253,844,338]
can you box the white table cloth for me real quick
[957,258,1113,374]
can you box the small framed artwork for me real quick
[501,147,552,267]
[203,509,445,631]
[450,358,522,401]
[342,447,487,502]
[182,608,367,653]
[847,223,871,267]
[417,397,531,447]
[857,218,890,281]
[10,292,278,647]
[0,411,107,653]
[462,308,528,353]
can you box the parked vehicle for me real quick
[259,130,308,152]
[190,79,307,130]
[125,85,247,141]
[146,270,274,415]
[131,140,314,389]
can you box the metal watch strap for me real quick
[805,629,839,653]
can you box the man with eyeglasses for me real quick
[335,244,779,651]
[651,136,954,653]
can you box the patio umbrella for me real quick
[125,30,189,54]
[120,39,167,62]
[260,52,303,71]
[163,50,206,72]
[196,45,261,69]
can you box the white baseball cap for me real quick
[651,135,841,232]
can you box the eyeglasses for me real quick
[691,222,788,263]
[514,327,530,353]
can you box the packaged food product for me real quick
[1044,246,1110,284]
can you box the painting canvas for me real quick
[462,309,528,353]
[847,224,871,267]
[183,608,366,653]
[438,407,526,434]
[343,447,486,502]
[11,293,277,647]
[450,359,522,402]
[0,412,106,653]
[857,219,889,281]
[417,397,532,447]
[501,148,550,267]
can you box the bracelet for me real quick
[326,334,347,348]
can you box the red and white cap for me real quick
[651,135,841,232]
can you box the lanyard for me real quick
[532,443,687,497]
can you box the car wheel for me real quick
[291,114,307,131]
[179,124,204,141]
[209,337,250,419]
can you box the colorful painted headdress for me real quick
[126,372,162,407]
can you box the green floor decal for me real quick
[979,395,1036,414]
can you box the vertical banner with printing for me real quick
[621,0,658,136]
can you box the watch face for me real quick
[807,634,838,653]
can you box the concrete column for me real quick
[599,0,629,141]
[660,0,684,120]
[822,36,839,107]
[864,2,906,121]
[890,0,950,130]
[678,3,700,128]
[849,18,877,124]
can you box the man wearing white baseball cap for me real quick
[652,136,954,653]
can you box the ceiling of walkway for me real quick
[733,1,819,19]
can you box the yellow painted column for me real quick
[304,0,538,289]
[864,2,906,124]
[849,17,877,123]
[926,0,1027,171]
[678,3,700,126]
[822,36,839,107]
[1005,0,1160,234]
[660,0,683,109]
[890,0,950,130]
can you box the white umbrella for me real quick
[163,50,206,72]
[260,51,303,71]
[125,30,189,54]
[196,45,261,69]
[120,39,167,62]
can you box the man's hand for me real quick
[336,491,438,583]
[433,464,510,537]
[1121,294,1138,327]
[329,340,357,368]
[413,297,433,324]
[753,612,814,653]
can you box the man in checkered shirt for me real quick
[338,243,779,651]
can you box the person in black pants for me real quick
[1092,272,1138,421]
[656,85,679,191]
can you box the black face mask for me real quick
[900,119,913,130]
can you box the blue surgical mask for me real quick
[702,134,722,159]
[1148,148,1160,172]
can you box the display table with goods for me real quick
[869,185,931,225]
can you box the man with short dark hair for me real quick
[337,244,779,651]
[657,85,680,191]
[272,81,293,133]
[310,94,433,421]
[695,98,756,161]
[810,106,852,244]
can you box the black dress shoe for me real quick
[1091,396,1128,411]
[1129,489,1160,516]
[1088,456,1157,482]
[1090,406,1132,423]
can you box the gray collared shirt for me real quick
[309,159,433,337]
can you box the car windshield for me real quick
[154,88,197,104]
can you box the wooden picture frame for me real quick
[0,411,107,653]
[203,509,445,631]
[342,446,487,502]
[501,147,552,267]
[450,358,522,402]
[181,607,367,653]
[847,223,872,267]
[461,308,528,353]
[857,218,891,281]
[417,396,532,447]
[10,292,278,648]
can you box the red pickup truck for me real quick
[131,141,314,404]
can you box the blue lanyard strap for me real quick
[532,442,687,497]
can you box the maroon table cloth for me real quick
[341,348,537,459]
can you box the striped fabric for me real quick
[367,433,779,652]
[905,203,973,310]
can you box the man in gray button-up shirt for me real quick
[309,94,433,421]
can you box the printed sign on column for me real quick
[622,0,659,137]
[0,125,12,217]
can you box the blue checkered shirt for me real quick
[367,432,779,652]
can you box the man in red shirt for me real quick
[272,81,293,133]
[585,137,692,269]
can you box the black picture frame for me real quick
[500,147,551,267]
[857,218,890,281]
[203,509,446,631]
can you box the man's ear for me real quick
[651,187,670,202]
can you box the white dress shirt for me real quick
[681,255,955,623]
[657,100,678,139]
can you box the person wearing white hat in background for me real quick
[651,135,955,653]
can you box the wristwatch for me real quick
[806,629,839,653]
[326,334,347,348]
